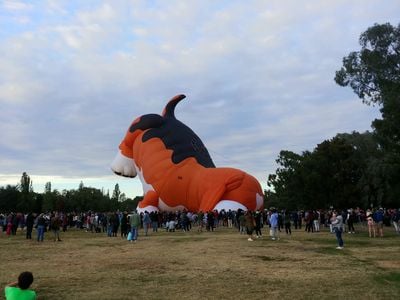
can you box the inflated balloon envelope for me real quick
[111,94,264,213]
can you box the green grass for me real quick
[0,225,399,299]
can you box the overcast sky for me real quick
[0,0,399,198]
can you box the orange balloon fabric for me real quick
[111,94,264,212]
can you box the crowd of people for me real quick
[2,207,399,299]
[1,207,399,244]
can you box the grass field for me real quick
[1,225,399,300]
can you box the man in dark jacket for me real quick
[25,213,35,239]
[50,213,62,242]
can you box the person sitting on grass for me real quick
[167,219,176,232]
[5,271,36,300]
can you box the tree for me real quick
[42,189,59,212]
[267,135,370,209]
[335,23,400,105]
[111,184,121,202]
[18,172,34,211]
[338,131,384,207]
[20,172,32,194]
[44,182,52,193]
[311,137,362,208]
[335,22,400,207]
[267,150,305,210]
[0,185,20,211]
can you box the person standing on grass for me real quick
[283,210,292,235]
[227,209,234,228]
[244,210,256,241]
[254,210,262,238]
[36,213,46,242]
[112,212,120,237]
[391,209,400,234]
[129,210,140,242]
[120,212,128,238]
[150,211,158,232]
[269,209,279,240]
[313,210,320,232]
[197,211,204,232]
[0,213,4,233]
[238,211,246,234]
[143,211,151,235]
[374,208,384,237]
[366,210,376,238]
[25,212,35,239]
[106,212,113,237]
[11,213,18,235]
[50,213,62,242]
[346,209,356,234]
[6,213,13,236]
[330,211,344,249]
[5,271,36,300]
[207,211,214,231]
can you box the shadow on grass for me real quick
[374,272,400,284]
[162,236,209,243]
[247,255,304,262]
[313,246,347,255]
[303,235,391,248]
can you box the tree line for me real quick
[0,172,143,213]
[267,22,400,210]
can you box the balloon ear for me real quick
[162,94,186,118]
[129,114,164,133]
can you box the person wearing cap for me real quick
[5,271,36,300]
[330,211,344,249]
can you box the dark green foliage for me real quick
[267,134,373,210]
[268,23,400,210]
[335,22,400,207]
[334,23,400,106]
[0,172,137,212]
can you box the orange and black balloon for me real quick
[111,94,264,212]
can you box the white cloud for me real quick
[76,3,116,24]
[0,0,398,199]
[3,0,32,11]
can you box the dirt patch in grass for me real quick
[375,261,400,269]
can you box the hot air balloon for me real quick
[111,94,264,213]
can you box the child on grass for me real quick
[5,271,36,300]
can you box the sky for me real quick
[0,0,399,199]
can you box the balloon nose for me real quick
[111,151,137,178]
